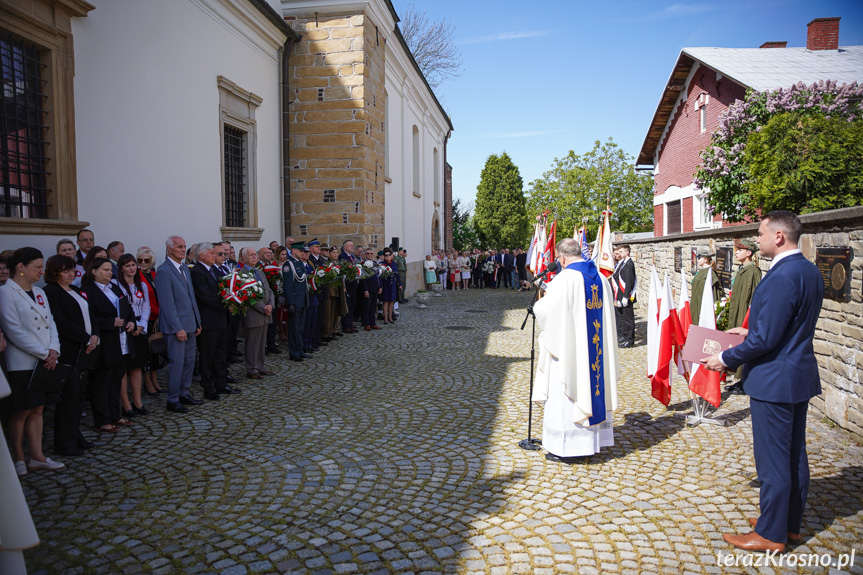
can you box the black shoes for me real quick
[179,396,203,406]
[226,375,238,384]
[77,438,95,450]
[218,386,242,394]
[266,346,283,355]
[166,402,189,414]
[134,406,149,416]
[204,391,220,401]
[54,446,86,457]
[728,382,746,396]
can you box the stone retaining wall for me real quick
[619,206,863,441]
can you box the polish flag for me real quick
[688,268,724,407]
[526,221,540,274]
[646,266,661,378]
[675,270,692,378]
[650,273,677,406]
[533,222,547,275]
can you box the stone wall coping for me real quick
[620,206,863,245]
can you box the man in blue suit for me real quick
[704,211,824,552]
[156,236,203,414]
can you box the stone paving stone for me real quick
[17,289,863,573]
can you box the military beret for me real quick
[738,239,758,253]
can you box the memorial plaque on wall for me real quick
[816,247,853,302]
[674,247,682,272]
[714,247,733,290]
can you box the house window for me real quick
[700,105,707,133]
[0,0,92,235]
[218,76,263,241]
[412,125,420,197]
[433,148,440,205]
[0,32,48,219]
[223,125,246,228]
[693,193,714,229]
[666,200,682,235]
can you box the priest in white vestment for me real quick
[532,238,620,459]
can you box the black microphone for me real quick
[532,261,560,283]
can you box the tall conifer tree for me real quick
[474,152,529,248]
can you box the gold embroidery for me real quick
[586,284,602,309]
[591,319,602,396]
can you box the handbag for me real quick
[148,320,167,355]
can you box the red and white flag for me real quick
[526,220,540,274]
[650,273,679,406]
[646,265,661,378]
[688,268,723,407]
[532,222,547,274]
[539,219,557,276]
[675,269,692,378]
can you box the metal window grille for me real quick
[223,125,246,227]
[0,32,49,219]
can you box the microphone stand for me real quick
[518,282,543,451]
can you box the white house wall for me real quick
[1,0,287,261]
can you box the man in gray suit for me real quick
[156,236,203,414]
[240,247,275,380]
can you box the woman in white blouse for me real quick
[0,247,64,475]
[114,253,151,417]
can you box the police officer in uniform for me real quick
[282,241,309,361]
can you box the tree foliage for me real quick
[743,112,863,214]
[474,153,530,248]
[399,4,463,89]
[526,138,654,239]
[695,81,863,221]
[452,198,480,251]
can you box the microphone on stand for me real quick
[532,261,560,286]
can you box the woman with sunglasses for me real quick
[115,253,150,416]
[136,247,164,396]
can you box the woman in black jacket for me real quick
[81,258,137,433]
[43,256,100,455]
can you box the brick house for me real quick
[281,0,453,286]
[637,17,863,237]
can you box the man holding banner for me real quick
[532,238,619,462]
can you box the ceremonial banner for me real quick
[596,208,614,277]
[526,221,540,274]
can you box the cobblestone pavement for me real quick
[21,288,863,574]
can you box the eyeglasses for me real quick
[137,258,151,263]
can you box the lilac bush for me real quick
[695,81,863,221]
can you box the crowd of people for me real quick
[423,247,530,291]
[0,231,406,478]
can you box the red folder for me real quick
[682,325,745,364]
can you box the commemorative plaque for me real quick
[674,247,682,272]
[815,247,852,302]
[715,247,733,290]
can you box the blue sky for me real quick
[390,0,863,209]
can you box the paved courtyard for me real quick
[21,288,863,574]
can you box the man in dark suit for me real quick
[283,241,310,360]
[155,236,203,413]
[611,244,637,347]
[76,228,94,266]
[190,242,240,400]
[360,248,382,331]
[339,239,359,333]
[704,211,824,553]
[307,239,328,349]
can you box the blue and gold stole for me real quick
[566,260,606,426]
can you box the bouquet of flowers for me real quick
[715,296,730,331]
[262,263,283,298]
[378,263,395,279]
[342,261,374,282]
[314,262,343,289]
[482,260,495,275]
[219,269,265,315]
